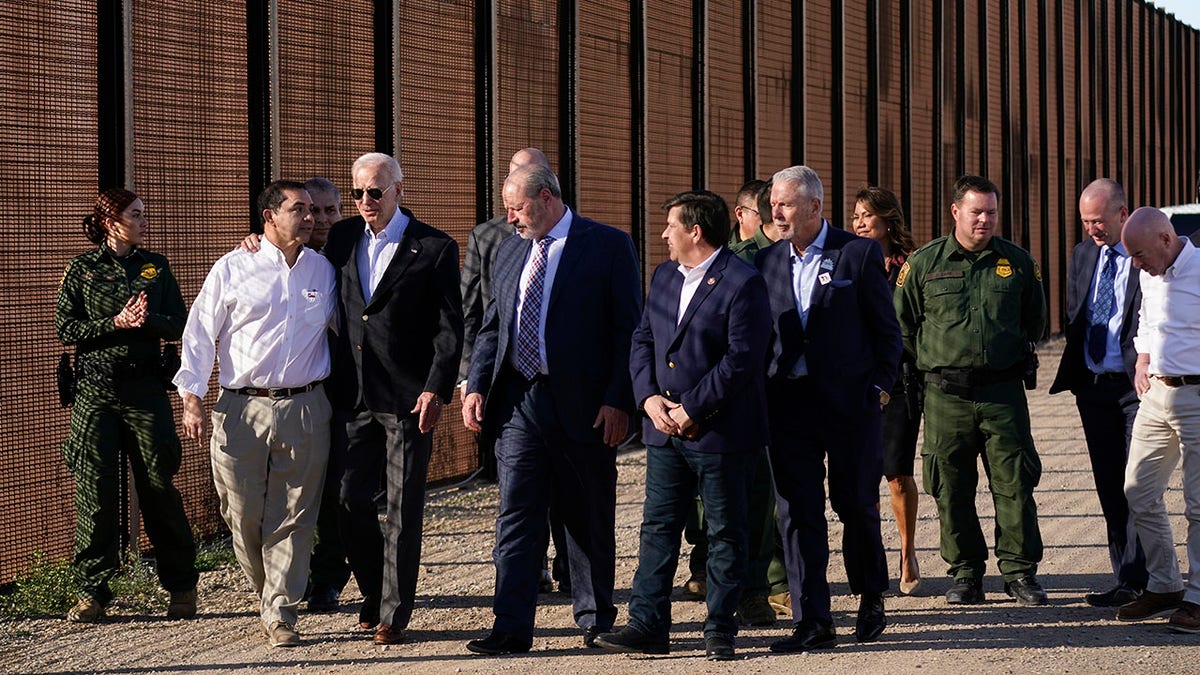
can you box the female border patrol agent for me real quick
[55,188,198,622]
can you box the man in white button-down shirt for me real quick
[175,180,336,648]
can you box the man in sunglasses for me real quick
[322,152,464,645]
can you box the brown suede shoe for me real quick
[167,589,197,619]
[66,597,105,623]
[1168,601,1200,633]
[1116,589,1184,622]
[266,621,301,647]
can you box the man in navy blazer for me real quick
[756,166,901,652]
[594,191,770,661]
[1049,178,1147,606]
[462,164,642,655]
[321,152,464,645]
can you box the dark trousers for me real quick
[1075,377,1148,590]
[308,462,352,592]
[684,448,780,596]
[490,373,617,641]
[629,440,749,640]
[64,379,197,605]
[767,377,888,625]
[333,408,432,629]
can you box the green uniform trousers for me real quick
[921,380,1043,582]
[63,377,197,605]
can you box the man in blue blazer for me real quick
[1049,178,1147,606]
[462,164,642,655]
[756,166,901,652]
[594,190,770,661]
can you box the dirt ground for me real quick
[4,339,1200,674]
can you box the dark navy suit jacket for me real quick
[1049,240,1141,393]
[467,211,642,442]
[756,224,901,416]
[629,247,771,453]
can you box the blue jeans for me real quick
[628,439,749,640]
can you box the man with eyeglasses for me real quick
[322,152,464,645]
[727,179,774,264]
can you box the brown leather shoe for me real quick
[1116,589,1184,622]
[167,589,197,619]
[374,623,406,645]
[1168,601,1200,633]
[66,597,105,623]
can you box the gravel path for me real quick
[3,339,1200,673]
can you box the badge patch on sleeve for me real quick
[1034,261,1043,281]
[895,261,910,288]
[140,263,158,280]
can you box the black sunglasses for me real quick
[350,184,395,201]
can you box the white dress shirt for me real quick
[676,247,722,325]
[788,221,830,378]
[1134,238,1200,377]
[1086,242,1132,373]
[174,238,337,398]
[358,208,410,303]
[510,209,573,376]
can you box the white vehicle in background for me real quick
[1159,202,1200,243]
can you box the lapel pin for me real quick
[819,272,832,285]
[706,277,715,285]
[820,258,834,271]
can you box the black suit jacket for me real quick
[458,215,515,382]
[467,211,642,442]
[323,209,464,414]
[756,225,902,416]
[1049,241,1141,393]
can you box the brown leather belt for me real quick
[223,382,321,399]
[1153,375,1200,387]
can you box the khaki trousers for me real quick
[1125,378,1200,602]
[210,386,330,627]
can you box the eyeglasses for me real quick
[736,204,761,217]
[350,184,396,201]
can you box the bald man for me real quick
[1118,207,1200,632]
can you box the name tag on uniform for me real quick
[926,270,964,281]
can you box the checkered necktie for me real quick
[516,236,554,379]
[1088,247,1118,364]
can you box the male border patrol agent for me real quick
[895,174,1048,606]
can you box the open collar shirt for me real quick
[174,237,337,398]
[1134,238,1200,377]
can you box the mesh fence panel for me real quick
[0,0,98,583]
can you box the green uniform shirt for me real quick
[55,245,186,364]
[894,234,1046,372]
[728,226,775,265]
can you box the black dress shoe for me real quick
[358,595,380,630]
[593,626,669,655]
[854,594,887,643]
[769,620,837,653]
[306,585,340,613]
[946,578,985,605]
[1085,586,1142,607]
[705,635,736,661]
[584,625,607,648]
[466,631,532,655]
[1004,576,1048,606]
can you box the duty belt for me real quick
[76,354,161,385]
[926,366,1023,399]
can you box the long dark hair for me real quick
[854,185,915,257]
[83,188,139,244]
